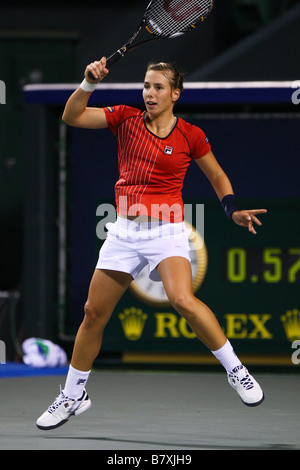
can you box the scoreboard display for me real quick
[225,247,300,284]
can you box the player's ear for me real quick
[172,88,180,103]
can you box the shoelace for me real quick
[230,366,254,390]
[239,374,254,390]
[48,386,73,414]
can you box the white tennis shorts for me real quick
[96,216,191,282]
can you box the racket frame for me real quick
[88,0,213,78]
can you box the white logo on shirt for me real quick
[164,146,173,155]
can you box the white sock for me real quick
[211,340,242,373]
[63,365,91,399]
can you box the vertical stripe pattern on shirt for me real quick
[116,115,161,215]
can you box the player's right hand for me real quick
[85,57,109,83]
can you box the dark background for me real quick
[0,0,300,360]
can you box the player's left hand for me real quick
[232,209,267,235]
[85,57,109,83]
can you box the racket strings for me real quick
[146,0,213,37]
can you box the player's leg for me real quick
[36,268,133,430]
[157,256,264,406]
[157,256,227,350]
[70,268,133,372]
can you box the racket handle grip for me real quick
[87,71,97,80]
[106,49,125,67]
[87,49,125,80]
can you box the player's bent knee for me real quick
[169,292,196,317]
[83,301,105,327]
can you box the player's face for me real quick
[143,70,179,116]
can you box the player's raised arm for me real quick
[62,57,109,129]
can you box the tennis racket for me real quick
[88,0,214,79]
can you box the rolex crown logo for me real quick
[119,307,148,341]
[280,309,300,342]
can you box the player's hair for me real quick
[146,62,184,92]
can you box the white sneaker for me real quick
[227,365,264,406]
[36,387,91,430]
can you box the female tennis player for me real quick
[36,57,266,430]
